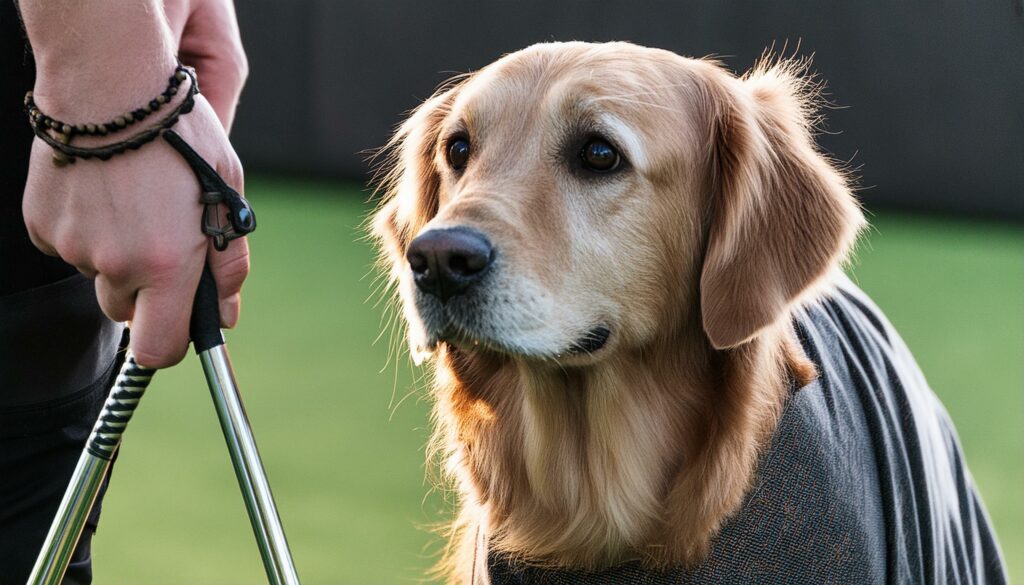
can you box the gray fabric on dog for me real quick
[484,275,1008,584]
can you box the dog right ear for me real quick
[697,59,864,349]
[372,81,465,257]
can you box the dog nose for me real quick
[407,228,494,302]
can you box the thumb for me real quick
[178,0,248,132]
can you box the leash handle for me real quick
[84,355,156,460]
[190,264,224,353]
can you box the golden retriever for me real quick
[372,41,866,581]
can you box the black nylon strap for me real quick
[162,129,256,251]
[160,130,253,352]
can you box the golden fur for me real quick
[371,42,864,583]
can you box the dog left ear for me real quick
[699,59,865,349]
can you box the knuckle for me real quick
[138,246,187,280]
[232,47,250,84]
[221,154,245,188]
[22,212,43,240]
[93,254,133,281]
[21,189,46,229]
[53,230,86,266]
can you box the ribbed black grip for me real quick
[86,355,156,460]
[191,265,224,353]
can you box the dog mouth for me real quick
[565,325,611,355]
[411,288,612,361]
[430,321,612,361]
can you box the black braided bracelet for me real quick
[25,63,190,138]
[24,64,200,165]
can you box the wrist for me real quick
[23,1,179,122]
[27,67,199,165]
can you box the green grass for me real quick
[92,179,1023,583]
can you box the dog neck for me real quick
[430,322,813,576]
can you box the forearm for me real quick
[19,0,179,121]
[19,1,250,367]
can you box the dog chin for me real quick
[410,319,613,367]
[413,323,521,361]
[406,291,613,363]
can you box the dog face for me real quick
[379,43,711,364]
[375,41,862,365]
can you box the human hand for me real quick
[20,1,249,369]
[22,95,248,369]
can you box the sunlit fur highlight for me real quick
[370,42,863,584]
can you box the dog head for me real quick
[373,42,863,366]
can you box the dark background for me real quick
[230,2,1024,219]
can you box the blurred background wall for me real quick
[230,1,1024,220]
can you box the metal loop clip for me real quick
[163,130,256,251]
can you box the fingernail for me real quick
[220,294,240,328]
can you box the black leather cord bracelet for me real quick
[24,64,200,166]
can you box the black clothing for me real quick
[485,277,1007,584]
[0,1,76,295]
[0,349,122,585]
[0,275,125,408]
[1,3,121,583]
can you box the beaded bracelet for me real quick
[25,64,190,138]
[24,64,199,166]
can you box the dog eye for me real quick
[447,138,471,171]
[580,139,620,172]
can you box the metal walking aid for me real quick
[28,130,300,585]
[190,267,301,585]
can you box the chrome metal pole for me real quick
[27,354,155,585]
[200,344,300,585]
[166,131,297,582]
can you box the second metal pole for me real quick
[200,344,300,585]
[27,354,156,585]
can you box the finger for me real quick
[206,154,249,328]
[207,235,249,328]
[94,275,137,323]
[128,272,201,369]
